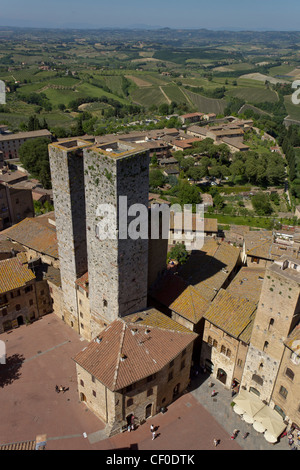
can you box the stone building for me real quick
[49,139,91,332]
[199,266,266,391]
[73,310,196,436]
[0,129,52,160]
[0,256,39,333]
[200,288,257,390]
[270,325,300,428]
[49,139,150,338]
[241,255,300,403]
[0,182,34,229]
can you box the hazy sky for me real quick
[0,0,300,30]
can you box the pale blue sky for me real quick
[0,0,299,30]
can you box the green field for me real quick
[131,86,168,107]
[184,89,227,114]
[226,86,278,104]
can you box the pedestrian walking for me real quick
[152,431,156,440]
[150,424,154,432]
[213,439,219,447]
[211,389,216,397]
[243,432,249,439]
[127,425,131,432]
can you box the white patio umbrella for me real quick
[253,421,266,433]
[243,413,254,424]
[264,431,277,444]
[233,404,244,416]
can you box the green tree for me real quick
[19,138,51,189]
[167,242,189,265]
[251,192,273,216]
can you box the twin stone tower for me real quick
[49,138,151,338]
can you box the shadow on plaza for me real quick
[0,353,25,387]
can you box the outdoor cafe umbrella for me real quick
[253,421,266,433]
[264,431,278,444]
[232,389,265,418]
[243,413,254,424]
[233,404,244,416]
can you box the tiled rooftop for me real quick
[2,213,58,259]
[0,257,35,294]
[204,288,257,343]
[73,317,196,391]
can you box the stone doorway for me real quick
[145,403,152,419]
[217,368,227,385]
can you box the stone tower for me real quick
[49,139,150,337]
[241,256,300,402]
[49,139,92,330]
[84,141,149,336]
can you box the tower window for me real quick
[285,368,294,381]
[263,341,269,352]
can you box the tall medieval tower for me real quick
[241,256,300,402]
[49,139,92,330]
[49,139,150,338]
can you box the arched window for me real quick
[263,341,269,352]
[221,345,226,355]
[269,318,274,330]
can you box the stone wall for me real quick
[84,148,149,336]
[49,143,90,328]
[241,265,300,402]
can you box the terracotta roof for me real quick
[204,288,257,342]
[0,257,35,294]
[169,213,218,233]
[75,272,89,292]
[179,240,241,296]
[124,307,192,333]
[169,285,210,324]
[244,231,274,259]
[0,440,36,450]
[73,318,196,391]
[2,213,58,258]
[0,129,52,142]
[227,267,265,304]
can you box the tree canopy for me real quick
[19,138,52,189]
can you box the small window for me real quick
[213,340,218,348]
[208,336,213,346]
[92,390,96,397]
[80,379,84,387]
[279,386,288,399]
[29,299,33,306]
[168,371,173,382]
[226,349,231,358]
[221,345,226,355]
[263,341,269,352]
[169,360,174,368]
[182,348,186,357]
[91,375,95,383]
[147,388,153,397]
[269,318,274,330]
[103,299,108,307]
[127,398,133,407]
[16,304,21,311]
[181,360,185,370]
[285,368,294,381]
